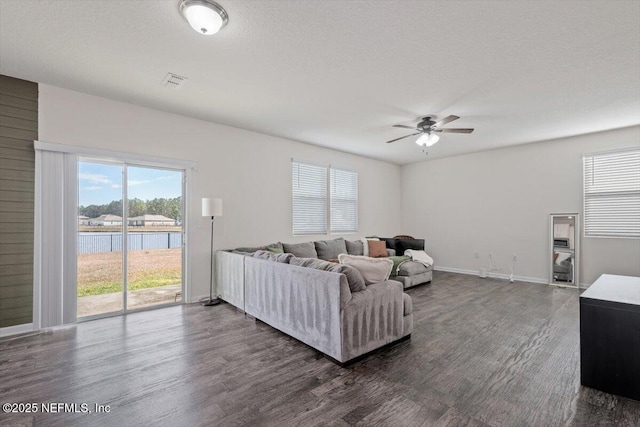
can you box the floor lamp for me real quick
[202,197,222,306]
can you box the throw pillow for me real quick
[345,240,364,256]
[367,240,388,258]
[253,250,277,261]
[266,242,284,253]
[314,238,347,260]
[338,254,393,285]
[253,250,294,263]
[290,257,366,292]
[234,246,263,253]
[282,241,318,258]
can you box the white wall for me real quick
[401,126,640,286]
[38,85,402,300]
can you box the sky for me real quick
[78,162,182,206]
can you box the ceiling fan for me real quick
[386,115,474,147]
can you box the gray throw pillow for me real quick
[252,250,293,263]
[253,250,277,261]
[314,238,347,260]
[345,240,364,256]
[235,246,263,253]
[290,257,366,293]
[230,250,253,255]
[283,241,318,258]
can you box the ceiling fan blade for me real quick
[386,132,422,143]
[434,115,460,128]
[392,125,417,130]
[434,128,474,134]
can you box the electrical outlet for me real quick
[513,255,518,262]
[474,252,479,258]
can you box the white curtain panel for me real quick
[34,149,77,328]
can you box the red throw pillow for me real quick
[368,240,387,258]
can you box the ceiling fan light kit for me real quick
[416,133,439,147]
[179,0,228,35]
[387,115,474,148]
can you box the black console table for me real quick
[580,274,640,401]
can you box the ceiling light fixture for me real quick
[179,0,228,35]
[416,133,440,147]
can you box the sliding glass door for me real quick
[77,160,184,319]
[126,166,183,311]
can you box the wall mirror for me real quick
[550,214,580,288]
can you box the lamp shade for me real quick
[202,198,223,217]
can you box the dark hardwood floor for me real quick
[1,271,639,426]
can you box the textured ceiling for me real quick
[1,0,639,164]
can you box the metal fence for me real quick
[77,232,182,254]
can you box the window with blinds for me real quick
[583,149,640,238]
[292,161,327,235]
[292,161,358,235]
[330,168,358,233]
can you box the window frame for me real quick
[582,147,640,239]
[291,160,359,236]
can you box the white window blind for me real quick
[583,149,640,238]
[292,161,328,235]
[330,168,358,233]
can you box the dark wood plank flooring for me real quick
[1,271,639,426]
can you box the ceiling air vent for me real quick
[161,73,188,89]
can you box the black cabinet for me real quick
[580,274,640,401]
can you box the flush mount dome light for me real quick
[179,0,228,35]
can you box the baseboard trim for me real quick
[0,323,35,338]
[434,266,549,285]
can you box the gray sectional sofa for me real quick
[215,237,426,364]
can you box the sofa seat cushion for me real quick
[396,260,431,276]
[403,293,412,316]
[283,241,318,258]
[314,238,347,260]
[290,257,366,293]
[338,254,393,285]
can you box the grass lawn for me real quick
[77,249,182,296]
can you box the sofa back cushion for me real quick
[253,250,294,263]
[345,239,364,256]
[314,238,347,260]
[380,238,425,254]
[338,254,393,285]
[283,241,318,258]
[398,239,425,253]
[290,257,366,293]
